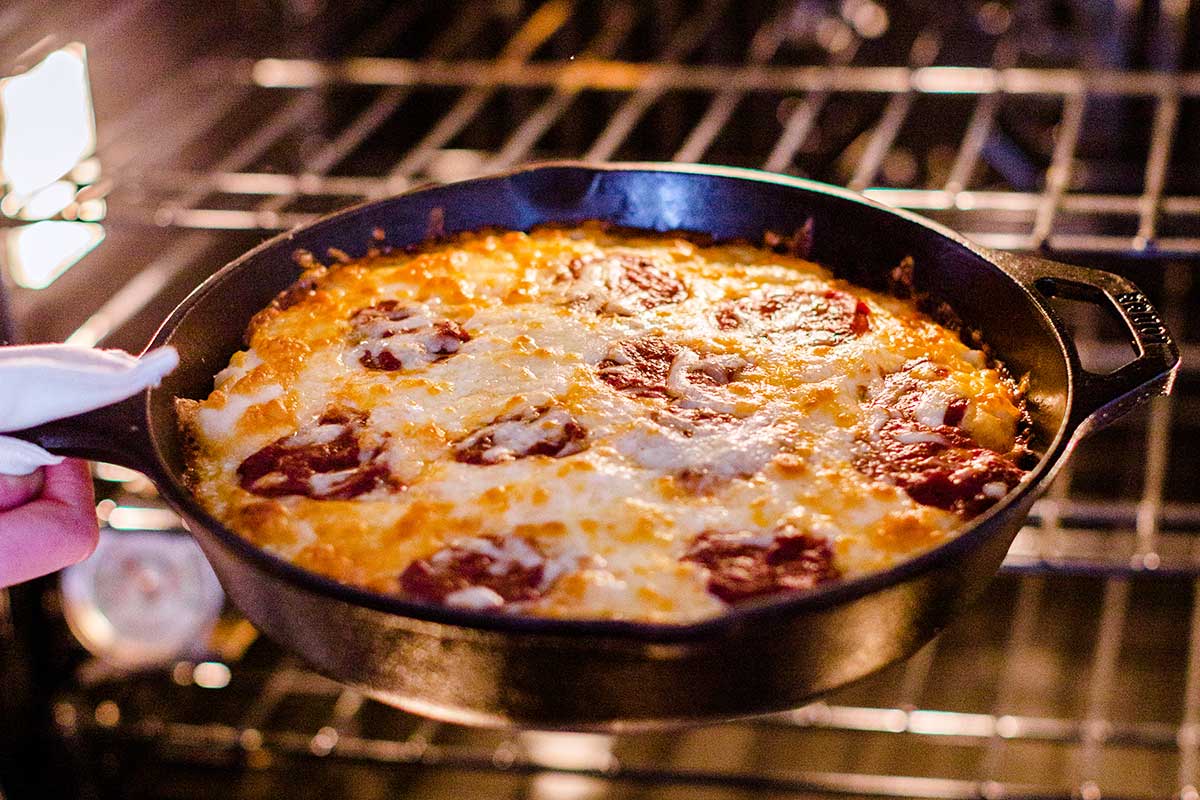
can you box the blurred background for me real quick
[0,1,1197,798]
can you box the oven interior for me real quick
[0,1,1197,798]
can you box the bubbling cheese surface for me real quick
[179,225,1028,623]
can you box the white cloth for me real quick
[0,344,178,475]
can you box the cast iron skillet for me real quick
[11,163,1179,730]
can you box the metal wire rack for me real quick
[1,1,1198,799]
[52,571,1200,799]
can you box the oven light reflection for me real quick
[522,732,611,800]
[76,198,106,221]
[528,774,606,800]
[18,180,77,219]
[520,731,614,770]
[906,708,994,737]
[911,66,996,94]
[0,44,95,198]
[70,156,101,185]
[192,661,231,689]
[93,462,143,483]
[93,699,120,728]
[840,0,889,39]
[105,505,180,531]
[5,220,104,289]
[95,498,117,523]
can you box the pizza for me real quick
[177,224,1030,623]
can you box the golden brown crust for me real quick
[174,397,203,490]
[246,264,330,343]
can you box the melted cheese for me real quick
[181,225,1026,623]
[194,383,283,440]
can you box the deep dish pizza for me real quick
[178,224,1030,623]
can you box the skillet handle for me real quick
[1004,254,1180,436]
[6,393,158,475]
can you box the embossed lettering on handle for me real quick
[1114,292,1169,345]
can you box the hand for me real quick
[0,459,98,588]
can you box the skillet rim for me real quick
[145,160,1077,644]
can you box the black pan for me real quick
[11,163,1179,730]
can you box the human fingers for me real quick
[0,459,98,588]
[0,469,45,511]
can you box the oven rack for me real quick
[53,570,1200,799]
[79,2,1199,258]
[113,58,1200,257]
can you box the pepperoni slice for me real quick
[237,408,395,500]
[670,349,748,389]
[943,397,969,427]
[595,336,680,397]
[866,360,959,424]
[596,337,748,405]
[651,406,737,437]
[560,253,687,314]
[350,300,470,371]
[400,535,549,609]
[454,406,588,464]
[856,420,1025,515]
[858,360,1025,514]
[683,528,839,604]
[716,287,870,338]
[605,254,687,311]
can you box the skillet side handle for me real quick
[5,393,158,476]
[1005,254,1180,436]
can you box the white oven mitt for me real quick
[0,344,179,475]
